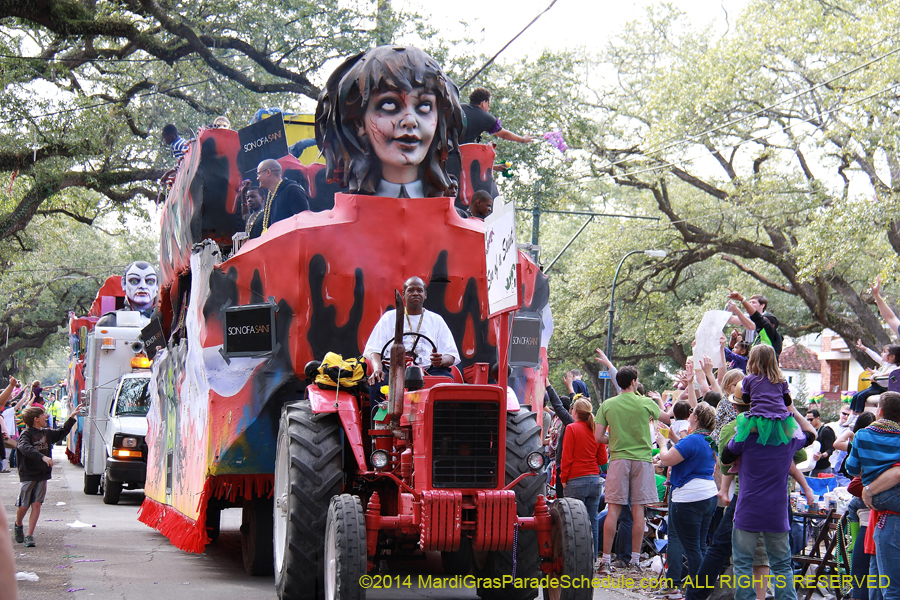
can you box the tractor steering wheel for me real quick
[380,332,438,369]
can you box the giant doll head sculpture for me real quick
[122,261,159,315]
[315,45,463,197]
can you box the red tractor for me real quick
[275,289,595,600]
[140,122,593,599]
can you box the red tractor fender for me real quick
[307,386,367,471]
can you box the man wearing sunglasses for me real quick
[249,159,310,239]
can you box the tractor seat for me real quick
[423,365,464,387]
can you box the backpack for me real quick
[314,352,367,390]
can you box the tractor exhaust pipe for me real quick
[388,290,407,439]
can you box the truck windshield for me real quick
[115,378,151,416]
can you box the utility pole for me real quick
[530,182,542,262]
[376,1,392,45]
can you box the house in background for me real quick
[779,343,822,402]
[782,331,874,402]
[815,332,871,401]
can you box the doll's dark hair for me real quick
[315,45,463,197]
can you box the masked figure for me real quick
[315,45,463,199]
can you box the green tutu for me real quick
[732,413,798,446]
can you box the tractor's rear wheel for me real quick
[476,407,543,600]
[242,495,274,575]
[323,494,367,600]
[274,402,344,600]
[542,498,593,600]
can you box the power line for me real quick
[459,0,559,89]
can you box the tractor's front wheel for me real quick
[441,537,473,575]
[476,407,543,600]
[274,402,344,600]
[323,494,367,600]
[542,498,593,600]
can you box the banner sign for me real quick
[484,196,518,316]
[140,318,166,361]
[223,303,277,357]
[509,314,542,367]
[237,117,289,182]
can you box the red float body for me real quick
[139,127,560,583]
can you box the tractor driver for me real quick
[364,276,460,387]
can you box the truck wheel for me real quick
[441,537,473,575]
[83,473,100,496]
[274,402,344,600]
[102,478,122,505]
[542,498,593,600]
[323,494,366,600]
[476,407,543,600]
[242,495,274,575]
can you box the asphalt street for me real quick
[3,445,643,600]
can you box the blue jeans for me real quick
[870,550,882,600]
[732,529,793,600]
[686,494,736,600]
[566,475,601,558]
[872,483,900,514]
[671,496,717,582]
[851,385,884,413]
[874,514,900,600]
[851,525,870,600]
[667,494,684,583]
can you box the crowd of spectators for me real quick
[539,284,900,600]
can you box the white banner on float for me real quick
[484,195,518,315]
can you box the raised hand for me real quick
[594,348,612,367]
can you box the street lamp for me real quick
[603,249,667,400]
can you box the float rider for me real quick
[363,277,460,415]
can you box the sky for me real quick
[399,0,749,61]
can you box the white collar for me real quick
[376,180,425,198]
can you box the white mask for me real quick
[123,263,159,312]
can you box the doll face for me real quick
[361,88,437,184]
[123,263,159,311]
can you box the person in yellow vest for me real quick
[47,399,61,430]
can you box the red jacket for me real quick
[560,420,608,484]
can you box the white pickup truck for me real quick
[81,310,152,505]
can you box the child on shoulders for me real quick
[734,345,797,446]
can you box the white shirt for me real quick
[2,407,15,438]
[375,180,425,198]
[671,477,718,503]
[671,419,691,437]
[364,308,460,369]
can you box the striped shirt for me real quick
[845,421,900,485]
[170,136,188,161]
